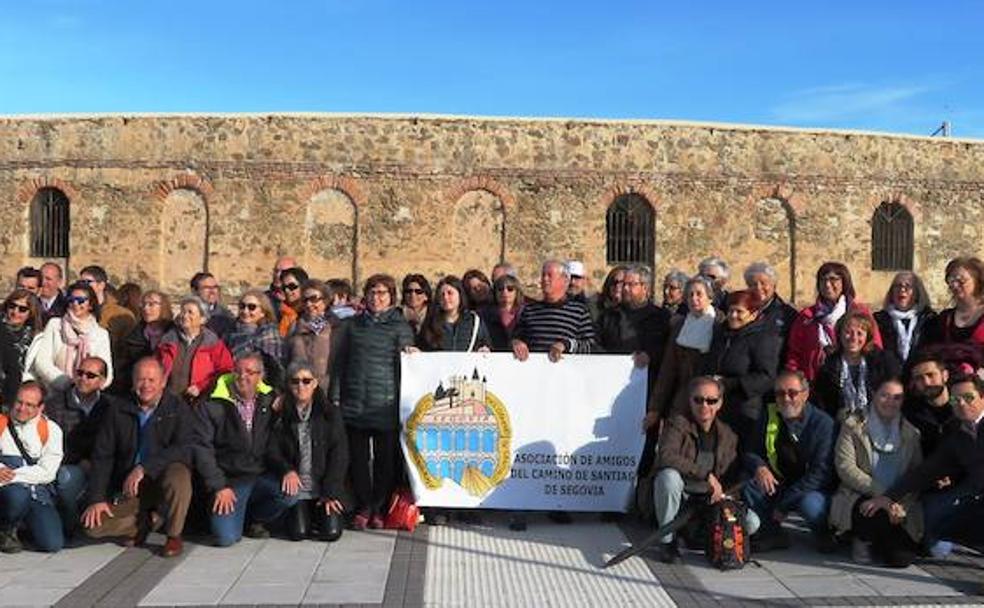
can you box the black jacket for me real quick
[759,295,798,366]
[111,321,172,395]
[44,387,117,465]
[266,392,350,503]
[87,392,193,504]
[814,349,902,419]
[418,310,492,352]
[330,307,415,431]
[0,324,22,409]
[702,318,781,427]
[194,374,277,493]
[598,302,671,389]
[478,305,518,352]
[888,417,984,500]
[874,308,937,367]
[903,394,958,459]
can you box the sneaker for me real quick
[0,529,22,554]
[928,539,953,559]
[368,514,385,530]
[659,540,682,564]
[349,511,370,531]
[508,515,527,532]
[851,538,873,564]
[244,523,270,539]
[751,528,791,553]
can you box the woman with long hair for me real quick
[225,289,285,388]
[481,273,525,351]
[400,274,432,336]
[418,276,492,353]
[874,272,936,367]
[112,290,173,395]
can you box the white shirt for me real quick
[0,415,64,486]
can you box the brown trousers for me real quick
[86,462,192,539]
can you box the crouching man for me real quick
[81,358,193,557]
[0,382,65,552]
[196,353,297,546]
[743,369,837,552]
[653,375,757,563]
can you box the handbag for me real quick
[383,487,420,532]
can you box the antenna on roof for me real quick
[930,121,951,137]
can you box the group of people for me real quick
[0,253,981,572]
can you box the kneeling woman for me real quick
[267,361,349,541]
[829,378,923,567]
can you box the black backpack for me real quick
[704,498,751,570]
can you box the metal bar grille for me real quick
[30,188,70,258]
[606,194,655,266]
[871,202,913,271]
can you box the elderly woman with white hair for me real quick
[157,295,234,403]
[745,262,798,347]
[698,256,730,311]
[661,270,689,316]
[873,272,936,366]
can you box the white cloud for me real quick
[771,83,933,124]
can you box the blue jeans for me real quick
[208,474,298,547]
[56,465,88,535]
[0,484,64,552]
[743,479,830,535]
[922,488,984,548]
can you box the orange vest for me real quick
[0,413,50,446]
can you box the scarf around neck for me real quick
[866,409,902,453]
[815,295,847,349]
[839,355,868,417]
[676,306,716,353]
[887,306,918,361]
[57,311,95,378]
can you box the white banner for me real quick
[399,352,647,511]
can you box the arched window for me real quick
[606,194,655,266]
[871,202,913,271]
[30,188,70,258]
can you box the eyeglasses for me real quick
[947,275,970,287]
[949,392,979,406]
[893,283,914,292]
[283,282,301,292]
[623,281,644,288]
[238,302,260,312]
[776,388,806,399]
[495,285,516,292]
[289,377,316,386]
[303,295,324,304]
[691,396,720,405]
[67,296,89,305]
[821,274,843,284]
[404,288,426,295]
[75,369,102,380]
[5,303,30,313]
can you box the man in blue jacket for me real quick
[743,369,837,552]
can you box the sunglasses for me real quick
[283,282,301,292]
[304,295,324,304]
[950,392,979,406]
[776,388,805,399]
[495,285,516,292]
[289,377,316,386]
[75,370,102,380]
[67,296,89,305]
[404,288,426,295]
[6,303,30,313]
[691,396,720,405]
[238,302,260,312]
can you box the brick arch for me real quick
[862,191,923,224]
[298,175,366,208]
[444,176,517,211]
[746,183,802,300]
[749,182,807,216]
[16,176,81,205]
[152,172,214,202]
[597,182,660,211]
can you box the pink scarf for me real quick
[57,312,94,378]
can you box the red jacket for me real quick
[156,328,234,396]
[785,301,882,381]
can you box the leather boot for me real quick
[287,501,311,541]
[319,512,344,542]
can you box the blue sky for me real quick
[1,1,982,137]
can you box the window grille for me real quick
[30,188,70,258]
[606,194,655,266]
[871,202,913,271]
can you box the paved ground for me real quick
[2,513,982,607]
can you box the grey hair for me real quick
[663,269,690,287]
[883,271,932,313]
[542,259,570,280]
[743,262,779,287]
[698,256,730,279]
[178,294,210,322]
[776,368,810,392]
[624,264,653,287]
[286,359,318,381]
[684,276,714,301]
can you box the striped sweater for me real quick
[513,298,598,354]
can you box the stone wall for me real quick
[1,113,982,307]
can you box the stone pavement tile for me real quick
[304,580,391,605]
[857,569,966,597]
[779,574,878,597]
[425,517,674,608]
[695,577,797,601]
[304,530,396,605]
[139,582,231,605]
[0,584,71,607]
[221,582,307,605]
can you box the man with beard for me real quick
[903,351,957,458]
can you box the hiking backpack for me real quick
[704,498,751,570]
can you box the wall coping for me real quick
[0,112,980,145]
